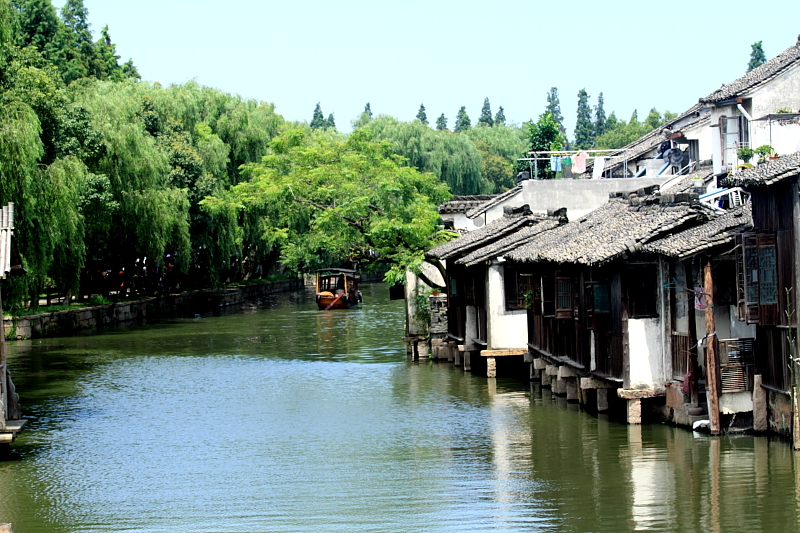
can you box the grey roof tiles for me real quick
[700,41,800,104]
[719,151,800,188]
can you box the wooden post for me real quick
[687,259,700,407]
[0,286,6,428]
[704,259,722,435]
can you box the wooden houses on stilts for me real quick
[413,35,800,445]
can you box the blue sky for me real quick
[77,0,798,135]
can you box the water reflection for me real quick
[0,284,799,532]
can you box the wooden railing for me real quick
[671,332,690,381]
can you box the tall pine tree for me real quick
[546,87,565,135]
[594,92,606,138]
[325,113,336,131]
[747,41,766,72]
[478,97,493,127]
[436,113,447,131]
[574,88,593,149]
[61,0,95,83]
[416,104,428,125]
[454,106,471,133]
[310,103,325,129]
[495,106,506,126]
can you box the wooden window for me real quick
[627,264,658,318]
[738,233,779,324]
[504,264,532,311]
[555,274,573,319]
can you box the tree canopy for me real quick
[201,128,452,285]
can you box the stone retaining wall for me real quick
[3,279,303,340]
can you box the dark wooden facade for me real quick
[514,262,653,381]
[743,181,798,392]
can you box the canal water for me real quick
[1,283,799,532]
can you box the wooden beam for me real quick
[705,260,722,435]
[479,349,527,357]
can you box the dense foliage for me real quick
[202,129,453,285]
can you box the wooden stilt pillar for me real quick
[704,260,721,435]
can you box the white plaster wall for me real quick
[628,318,665,388]
[684,120,713,162]
[729,306,756,339]
[486,263,527,349]
[750,63,800,119]
[714,304,732,340]
[719,391,753,414]
[751,122,800,155]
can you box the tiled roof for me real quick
[466,186,523,219]
[643,204,752,259]
[719,152,800,188]
[426,208,535,261]
[456,218,563,267]
[506,191,707,266]
[587,104,709,173]
[438,195,497,214]
[661,168,714,194]
[700,40,800,104]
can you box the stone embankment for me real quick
[3,279,303,340]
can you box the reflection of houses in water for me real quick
[414,36,800,446]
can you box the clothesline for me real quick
[518,148,630,179]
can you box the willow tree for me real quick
[67,80,191,275]
[202,128,451,284]
[465,124,528,191]
[367,115,489,195]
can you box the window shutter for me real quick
[743,233,760,324]
[555,273,573,319]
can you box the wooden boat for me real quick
[315,268,362,310]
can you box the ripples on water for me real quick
[1,283,799,532]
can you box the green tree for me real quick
[594,92,606,138]
[644,107,662,130]
[454,106,471,133]
[60,0,96,83]
[465,124,528,191]
[494,106,505,126]
[12,0,66,69]
[92,24,124,80]
[478,97,493,127]
[325,113,336,131]
[526,111,565,179]
[310,102,325,129]
[436,113,447,131]
[574,88,593,149]
[594,109,653,150]
[748,41,767,72]
[368,116,490,195]
[416,104,427,125]
[202,128,451,285]
[546,87,565,135]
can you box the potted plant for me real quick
[737,146,755,164]
[755,145,778,163]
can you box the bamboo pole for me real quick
[704,260,721,435]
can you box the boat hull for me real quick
[316,291,358,310]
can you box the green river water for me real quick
[1,283,799,532]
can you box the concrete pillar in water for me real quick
[753,374,768,432]
[626,399,642,424]
[597,389,610,412]
[486,357,496,378]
